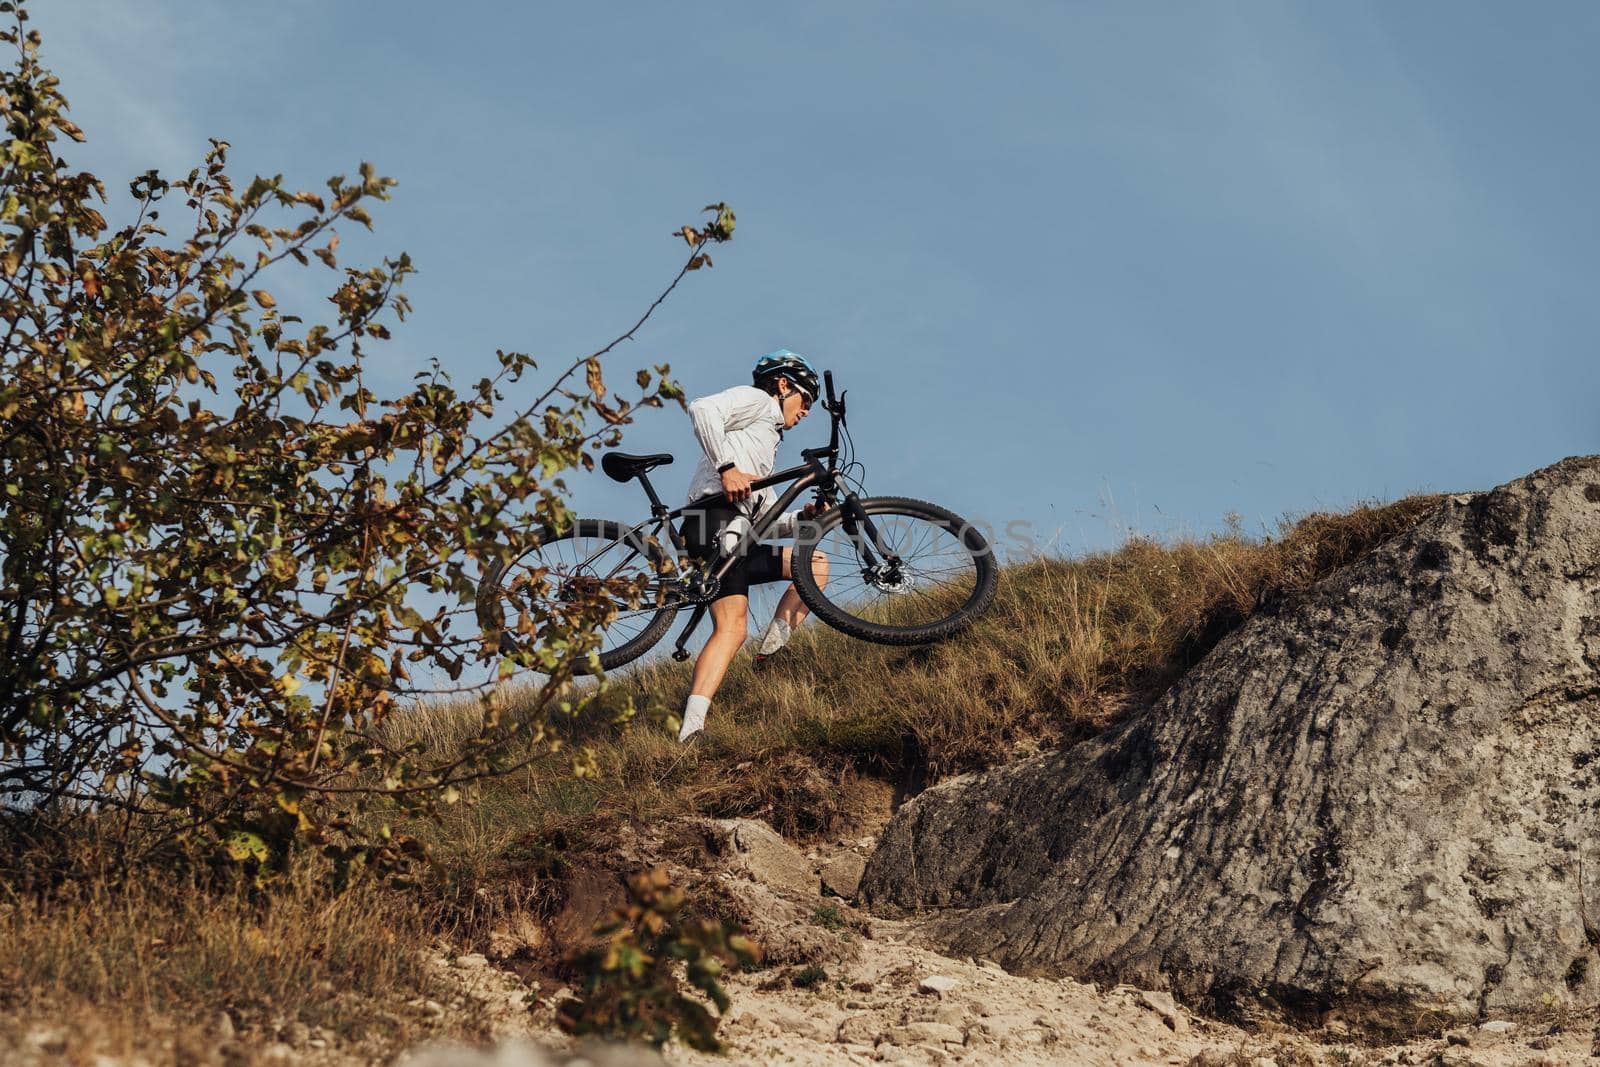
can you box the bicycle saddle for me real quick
[601,451,674,483]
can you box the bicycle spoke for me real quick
[497,526,673,663]
[809,507,984,630]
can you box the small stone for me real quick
[838,1014,882,1045]
[1136,989,1189,1035]
[281,1021,311,1048]
[919,975,961,995]
[211,1011,236,1042]
[486,912,546,960]
[1446,1028,1472,1046]
[905,1021,964,1045]
[933,1003,966,1027]
[852,980,876,993]
[454,952,489,969]
[26,1029,67,1055]
[1477,1019,1515,1034]
[421,999,447,1019]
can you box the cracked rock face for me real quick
[862,456,1600,1030]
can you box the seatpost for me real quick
[634,472,691,560]
[636,472,667,514]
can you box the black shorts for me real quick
[679,498,787,601]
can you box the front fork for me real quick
[838,493,900,578]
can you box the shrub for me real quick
[0,2,732,870]
[555,867,760,1052]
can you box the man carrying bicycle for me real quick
[676,350,829,742]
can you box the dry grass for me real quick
[0,852,444,1052]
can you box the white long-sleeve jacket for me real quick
[684,385,800,538]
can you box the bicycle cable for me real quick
[835,414,868,498]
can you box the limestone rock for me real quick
[822,851,869,899]
[710,818,820,895]
[863,457,1600,1028]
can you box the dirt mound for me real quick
[863,456,1600,1031]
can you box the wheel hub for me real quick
[863,561,911,594]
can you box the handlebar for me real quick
[822,368,845,457]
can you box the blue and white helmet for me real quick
[751,349,820,403]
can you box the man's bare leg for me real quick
[756,549,829,665]
[680,595,749,741]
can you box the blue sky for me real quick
[35,2,1600,556]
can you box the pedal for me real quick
[672,648,691,662]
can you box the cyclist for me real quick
[676,350,830,742]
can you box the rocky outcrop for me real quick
[863,457,1600,1029]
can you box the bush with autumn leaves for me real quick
[0,1,729,877]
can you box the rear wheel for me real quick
[476,519,678,672]
[790,496,998,644]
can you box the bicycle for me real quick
[476,370,999,671]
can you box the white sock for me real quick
[757,619,792,657]
[679,694,711,742]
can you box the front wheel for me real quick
[790,496,998,645]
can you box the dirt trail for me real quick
[5,899,1591,1066]
[417,910,1593,1067]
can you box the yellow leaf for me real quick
[223,831,269,864]
[252,289,276,309]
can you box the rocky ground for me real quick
[8,817,1594,1067]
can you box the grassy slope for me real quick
[391,495,1444,902]
[0,494,1444,1057]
